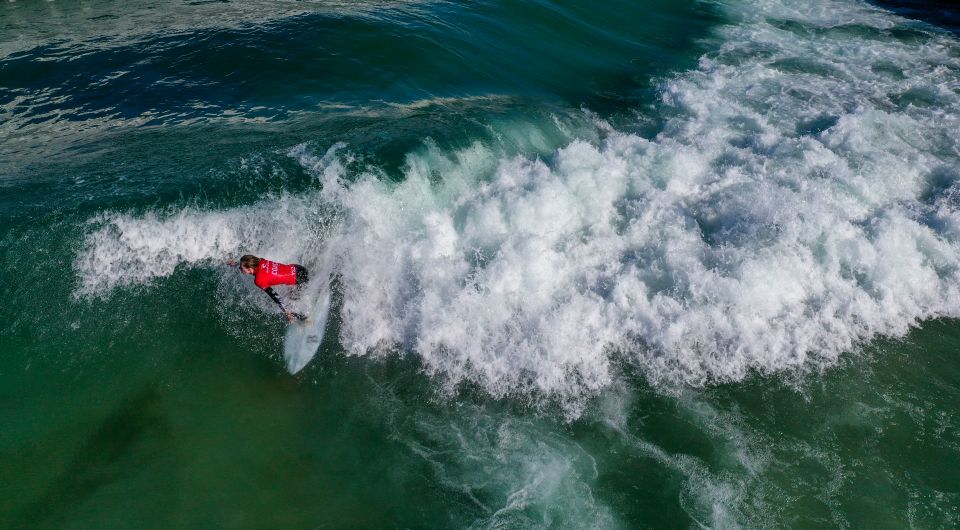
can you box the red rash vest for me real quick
[254,259,298,289]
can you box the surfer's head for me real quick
[239,254,261,275]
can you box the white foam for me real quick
[74,193,327,297]
[77,0,960,412]
[387,398,614,529]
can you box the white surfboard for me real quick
[283,287,331,374]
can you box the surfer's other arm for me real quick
[263,286,289,315]
[262,287,305,321]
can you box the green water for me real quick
[4,308,958,527]
[2,0,959,527]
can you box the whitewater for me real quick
[76,0,960,415]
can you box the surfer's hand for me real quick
[225,259,237,267]
[286,311,295,323]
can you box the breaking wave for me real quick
[76,0,960,413]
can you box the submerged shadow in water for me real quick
[13,388,169,527]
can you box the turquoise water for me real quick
[2,0,959,527]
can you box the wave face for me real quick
[76,0,960,413]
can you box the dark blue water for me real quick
[872,1,960,32]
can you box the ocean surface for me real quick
[2,0,959,527]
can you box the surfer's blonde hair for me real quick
[240,255,261,269]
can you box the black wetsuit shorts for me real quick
[295,265,309,284]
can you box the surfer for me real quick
[226,255,308,322]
